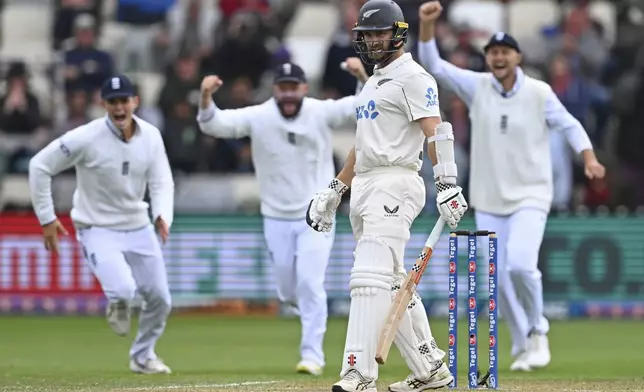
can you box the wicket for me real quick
[448,230,498,389]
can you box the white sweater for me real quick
[29,116,174,229]
[198,97,356,220]
[418,39,593,214]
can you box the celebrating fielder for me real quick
[197,60,366,376]
[418,1,606,372]
[306,1,468,391]
[28,75,174,374]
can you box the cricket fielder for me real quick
[418,1,606,371]
[306,1,468,391]
[28,75,174,374]
[197,60,366,376]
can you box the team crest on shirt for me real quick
[356,100,379,121]
[59,141,71,157]
[425,87,438,107]
[377,78,392,88]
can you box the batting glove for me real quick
[306,179,348,232]
[436,182,468,229]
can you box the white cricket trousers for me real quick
[263,217,333,367]
[475,208,550,357]
[341,168,433,381]
[76,224,172,363]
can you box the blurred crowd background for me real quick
[0,0,642,215]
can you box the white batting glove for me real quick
[306,179,348,232]
[436,182,468,229]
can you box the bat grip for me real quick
[424,217,446,248]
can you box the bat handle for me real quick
[340,62,349,71]
[424,217,446,248]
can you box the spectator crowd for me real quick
[0,0,642,212]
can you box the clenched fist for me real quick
[342,57,369,83]
[201,75,223,96]
[584,158,606,180]
[419,1,442,23]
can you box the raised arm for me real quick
[544,87,606,179]
[417,1,485,107]
[197,75,255,139]
[323,95,357,129]
[323,57,369,129]
[28,127,87,226]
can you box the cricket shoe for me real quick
[526,332,551,368]
[296,360,323,376]
[388,361,453,391]
[106,300,130,336]
[332,369,377,392]
[509,350,531,372]
[130,358,172,374]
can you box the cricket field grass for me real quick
[0,316,642,391]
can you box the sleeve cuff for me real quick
[355,81,365,94]
[419,38,438,51]
[154,214,173,228]
[38,213,58,226]
[197,102,216,123]
[419,39,440,59]
[573,141,593,155]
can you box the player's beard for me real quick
[277,99,303,118]
[275,91,304,119]
[367,41,393,65]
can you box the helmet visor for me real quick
[352,22,408,65]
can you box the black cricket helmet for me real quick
[352,0,408,65]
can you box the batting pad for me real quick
[393,274,446,360]
[391,273,446,380]
[409,301,445,364]
[341,236,395,380]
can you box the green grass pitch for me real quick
[0,315,641,391]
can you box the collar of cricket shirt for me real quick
[105,114,142,142]
[374,52,413,75]
[490,66,524,98]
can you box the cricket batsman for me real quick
[417,1,606,371]
[197,60,367,376]
[28,75,174,374]
[306,0,468,391]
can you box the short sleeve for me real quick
[400,73,441,122]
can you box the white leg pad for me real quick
[392,273,446,380]
[407,289,445,364]
[341,236,395,381]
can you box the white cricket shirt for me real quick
[354,53,441,174]
[419,40,593,214]
[197,96,355,220]
[29,116,175,230]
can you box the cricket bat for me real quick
[375,217,446,365]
